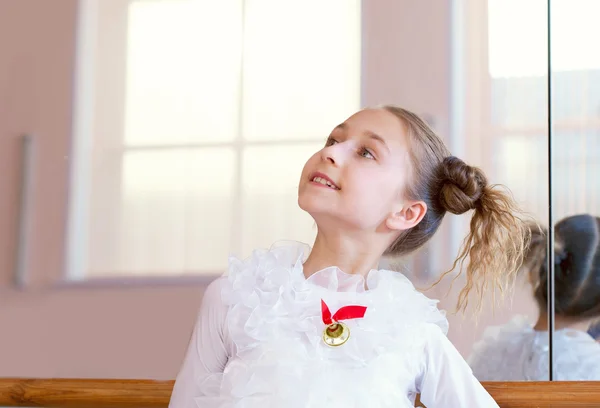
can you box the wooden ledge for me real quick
[0,378,172,408]
[483,381,600,407]
[1,378,600,407]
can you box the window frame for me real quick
[65,0,361,282]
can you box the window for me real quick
[487,0,600,220]
[68,0,361,279]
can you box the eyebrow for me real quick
[365,131,390,152]
[335,123,390,153]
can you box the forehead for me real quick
[340,108,408,147]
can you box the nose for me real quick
[321,143,343,166]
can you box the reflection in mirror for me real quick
[465,0,600,382]
[550,0,600,381]
[470,215,600,381]
[455,0,552,383]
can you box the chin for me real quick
[297,194,314,214]
[300,200,381,232]
[298,194,328,218]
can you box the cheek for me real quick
[301,152,321,176]
[354,168,398,193]
[351,171,402,207]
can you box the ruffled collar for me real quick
[267,240,407,294]
[223,240,448,336]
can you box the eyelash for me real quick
[325,137,375,160]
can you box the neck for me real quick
[533,311,592,332]
[302,229,387,279]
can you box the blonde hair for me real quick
[382,106,531,313]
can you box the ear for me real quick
[385,201,428,231]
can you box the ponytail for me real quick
[381,105,531,313]
[434,156,531,313]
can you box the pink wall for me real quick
[0,0,203,379]
[0,0,535,379]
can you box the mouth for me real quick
[309,172,340,190]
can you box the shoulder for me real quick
[195,277,229,327]
[369,269,449,334]
[188,277,232,354]
[470,315,534,355]
[201,277,228,307]
[422,323,454,352]
[467,316,534,378]
[555,331,600,380]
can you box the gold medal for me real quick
[322,322,350,347]
[320,299,366,347]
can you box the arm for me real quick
[169,278,230,408]
[418,324,498,408]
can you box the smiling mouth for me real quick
[310,175,340,190]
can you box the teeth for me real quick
[313,176,338,189]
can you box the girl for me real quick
[469,214,600,381]
[169,106,528,407]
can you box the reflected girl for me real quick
[469,214,600,380]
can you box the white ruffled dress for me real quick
[468,315,600,381]
[169,242,497,408]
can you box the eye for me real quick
[325,136,338,147]
[359,148,375,160]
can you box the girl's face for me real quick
[298,108,413,232]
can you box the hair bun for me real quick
[438,156,487,215]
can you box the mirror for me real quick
[548,0,600,381]
[461,0,552,381]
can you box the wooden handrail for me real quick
[481,382,600,407]
[1,378,600,407]
[0,379,172,408]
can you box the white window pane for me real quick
[242,0,361,141]
[497,130,600,221]
[88,148,235,276]
[553,71,600,121]
[74,0,362,279]
[488,0,600,78]
[241,144,323,255]
[487,0,547,78]
[551,0,600,71]
[495,135,548,219]
[551,130,600,219]
[491,77,547,127]
[124,0,243,146]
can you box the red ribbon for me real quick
[321,299,367,325]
